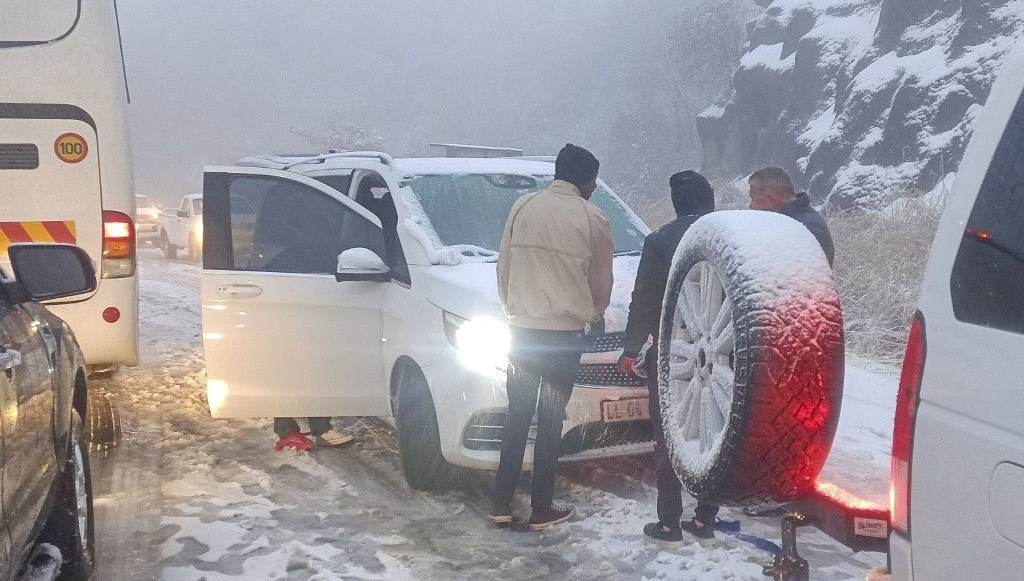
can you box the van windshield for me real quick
[403,174,646,254]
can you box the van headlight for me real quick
[443,311,510,376]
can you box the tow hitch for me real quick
[757,481,890,580]
[762,514,811,581]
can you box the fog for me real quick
[119,1,746,211]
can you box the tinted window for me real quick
[950,93,1024,334]
[312,173,354,196]
[193,199,203,216]
[227,176,385,275]
[352,173,409,285]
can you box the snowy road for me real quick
[85,250,886,580]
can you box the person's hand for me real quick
[586,317,606,336]
[618,354,638,376]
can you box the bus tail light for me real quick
[102,210,135,279]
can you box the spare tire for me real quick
[657,211,844,507]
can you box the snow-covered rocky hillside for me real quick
[698,0,1024,209]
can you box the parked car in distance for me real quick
[1,243,97,580]
[135,194,160,246]
[158,194,203,261]
[887,56,1024,580]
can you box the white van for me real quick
[886,56,1024,579]
[200,152,655,489]
[0,0,139,370]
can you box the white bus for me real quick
[0,0,139,371]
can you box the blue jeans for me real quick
[492,328,582,511]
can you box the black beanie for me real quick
[670,171,715,216]
[554,143,600,186]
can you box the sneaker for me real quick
[643,522,683,543]
[528,505,574,531]
[488,503,513,525]
[275,431,313,452]
[319,429,355,447]
[680,518,715,540]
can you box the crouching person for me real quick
[490,144,613,531]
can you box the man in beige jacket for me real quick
[490,144,614,530]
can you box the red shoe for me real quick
[275,431,314,452]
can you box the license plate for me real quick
[601,398,650,424]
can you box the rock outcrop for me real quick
[699,0,1024,208]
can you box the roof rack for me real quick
[237,151,395,171]
[283,150,395,170]
[236,154,296,169]
[429,143,524,158]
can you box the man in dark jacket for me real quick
[748,166,835,265]
[618,170,719,543]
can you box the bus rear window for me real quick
[0,0,79,47]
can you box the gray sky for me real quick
[119,1,696,205]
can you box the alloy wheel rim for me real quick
[667,261,736,469]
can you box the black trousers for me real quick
[646,347,720,526]
[493,328,582,511]
[273,417,331,439]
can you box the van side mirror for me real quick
[177,209,189,218]
[6,244,97,302]
[336,248,390,283]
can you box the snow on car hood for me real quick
[420,256,641,333]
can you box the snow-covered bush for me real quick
[828,183,945,361]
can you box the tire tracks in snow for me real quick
[86,253,882,580]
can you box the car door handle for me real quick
[0,348,22,371]
[216,284,263,298]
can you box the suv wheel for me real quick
[160,231,177,260]
[395,365,457,491]
[658,212,844,506]
[40,410,95,580]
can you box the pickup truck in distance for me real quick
[159,194,203,261]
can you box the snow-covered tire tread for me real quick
[658,211,844,507]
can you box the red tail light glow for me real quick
[102,210,135,259]
[891,313,926,536]
[101,210,136,279]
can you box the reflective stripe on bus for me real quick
[0,220,77,252]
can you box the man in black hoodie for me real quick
[748,166,835,265]
[618,171,719,543]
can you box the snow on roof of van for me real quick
[392,157,555,177]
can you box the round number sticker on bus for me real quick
[54,133,89,164]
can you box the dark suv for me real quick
[1,243,96,580]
